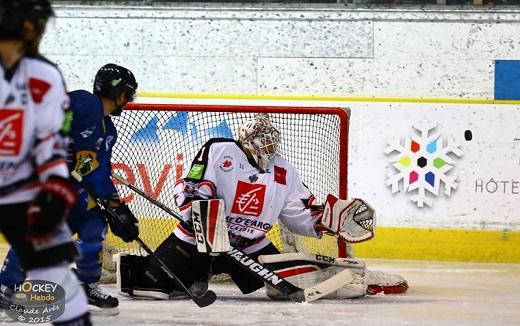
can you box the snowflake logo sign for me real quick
[384,122,463,208]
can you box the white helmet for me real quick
[238,114,281,170]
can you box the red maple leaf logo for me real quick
[222,160,232,168]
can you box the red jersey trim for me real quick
[177,224,195,238]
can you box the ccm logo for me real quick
[192,211,205,245]
[315,255,336,264]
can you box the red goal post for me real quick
[105,103,351,263]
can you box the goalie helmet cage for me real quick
[104,103,352,273]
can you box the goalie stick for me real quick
[112,172,354,303]
[71,171,217,308]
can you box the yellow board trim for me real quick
[138,92,520,105]
[353,227,520,263]
[102,225,520,263]
[3,225,517,263]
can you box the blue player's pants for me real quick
[0,191,108,287]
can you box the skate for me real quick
[83,283,119,316]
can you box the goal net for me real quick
[103,103,351,276]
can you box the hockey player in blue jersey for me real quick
[0,63,140,315]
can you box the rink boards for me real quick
[124,95,520,263]
[3,96,519,263]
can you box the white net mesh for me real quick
[102,104,351,277]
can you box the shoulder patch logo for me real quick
[219,155,234,172]
[28,78,51,104]
[274,165,287,185]
[187,164,205,180]
[74,150,99,176]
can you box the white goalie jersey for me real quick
[173,138,322,254]
[0,56,70,205]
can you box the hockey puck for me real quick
[464,130,472,141]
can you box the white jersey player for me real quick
[0,1,90,324]
[117,113,384,300]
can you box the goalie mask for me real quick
[238,114,281,171]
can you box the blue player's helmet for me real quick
[0,0,54,39]
[93,64,138,103]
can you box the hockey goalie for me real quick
[116,114,407,300]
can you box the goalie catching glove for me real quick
[316,194,376,243]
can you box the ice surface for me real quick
[87,259,520,326]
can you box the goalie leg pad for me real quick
[259,252,365,269]
[116,252,209,300]
[116,234,213,299]
[115,253,173,299]
[263,259,367,300]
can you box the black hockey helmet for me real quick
[93,64,138,102]
[0,0,54,39]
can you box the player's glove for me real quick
[104,204,139,243]
[26,176,78,241]
[317,194,375,243]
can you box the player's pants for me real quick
[132,233,280,295]
[67,194,108,284]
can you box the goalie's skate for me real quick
[83,283,119,316]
